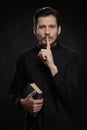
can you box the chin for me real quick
[41,44,47,48]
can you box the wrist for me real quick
[49,64,58,76]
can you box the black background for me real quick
[0,1,87,130]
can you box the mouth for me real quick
[43,37,52,42]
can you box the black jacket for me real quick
[8,42,79,130]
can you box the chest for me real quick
[23,55,51,91]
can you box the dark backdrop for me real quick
[0,1,86,130]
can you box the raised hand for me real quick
[38,37,58,76]
[38,36,54,67]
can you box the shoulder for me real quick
[16,45,39,65]
[56,44,79,68]
[18,46,38,60]
[60,44,79,59]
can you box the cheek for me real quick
[36,33,43,42]
[51,29,58,35]
[53,32,58,39]
[36,30,42,36]
[37,31,45,39]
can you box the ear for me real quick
[33,26,36,35]
[57,25,61,35]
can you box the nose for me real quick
[45,27,50,35]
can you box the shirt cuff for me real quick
[52,71,63,85]
[15,96,22,109]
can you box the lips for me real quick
[43,37,52,41]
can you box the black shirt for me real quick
[9,42,79,130]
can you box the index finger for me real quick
[46,37,50,50]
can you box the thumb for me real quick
[28,91,36,98]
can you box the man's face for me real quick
[34,15,61,48]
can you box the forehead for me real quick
[37,15,57,25]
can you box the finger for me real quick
[27,91,36,98]
[46,36,50,50]
[38,51,46,60]
[40,49,47,52]
[34,98,43,104]
[33,105,43,112]
[33,103,43,108]
[42,54,47,60]
[33,107,42,112]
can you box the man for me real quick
[8,7,79,130]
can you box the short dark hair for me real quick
[33,7,61,27]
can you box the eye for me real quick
[39,25,45,29]
[50,25,56,28]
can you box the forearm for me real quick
[52,72,77,105]
[49,64,58,76]
[53,72,76,108]
[8,87,22,107]
[52,63,79,107]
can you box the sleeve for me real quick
[8,55,25,108]
[52,51,79,109]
